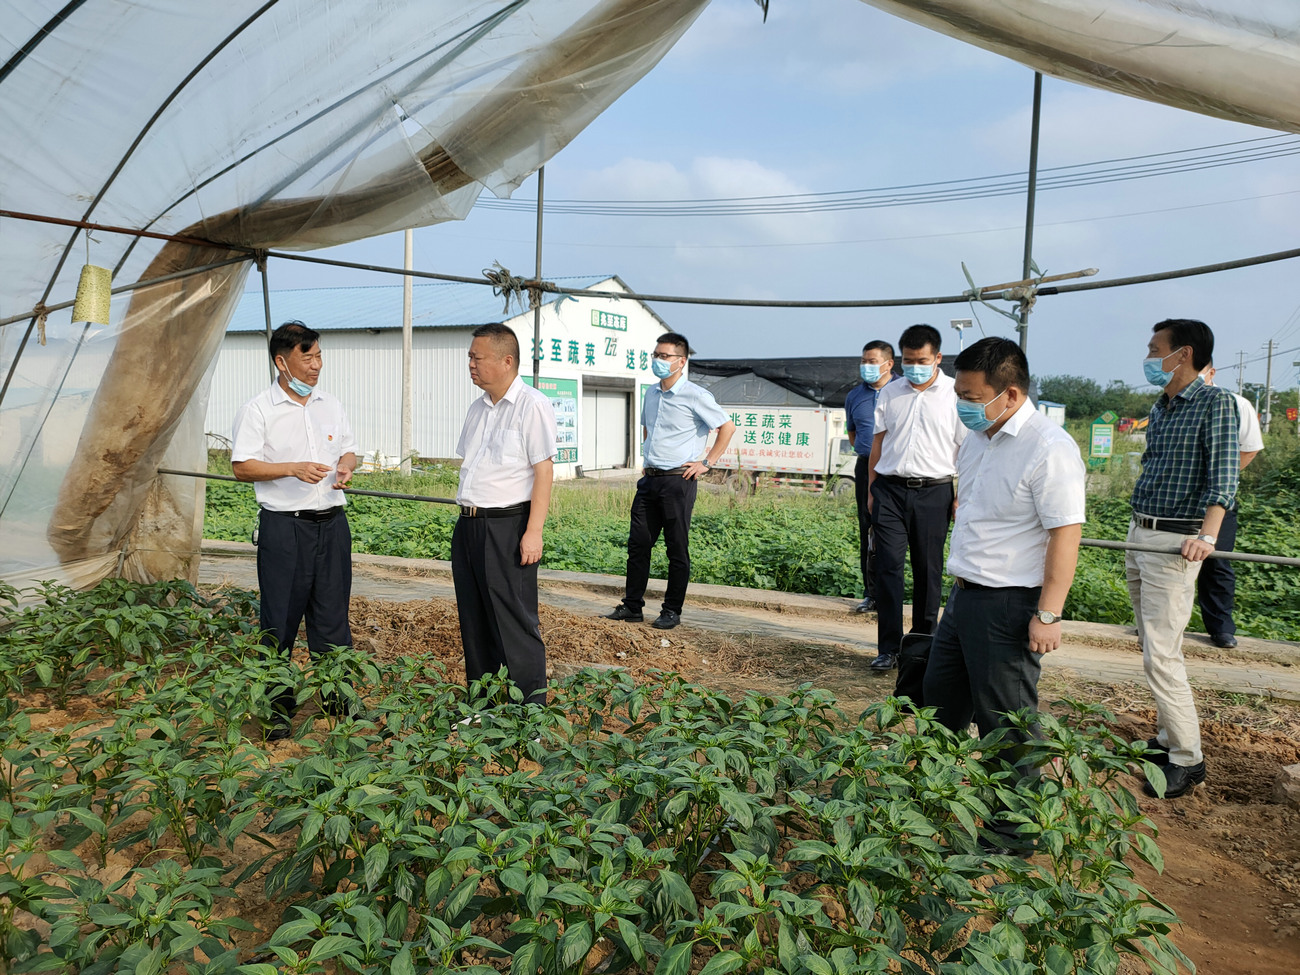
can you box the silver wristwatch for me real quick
[1196,533,1217,545]
[1035,609,1062,625]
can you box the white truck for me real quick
[706,405,857,494]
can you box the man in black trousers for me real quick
[232,321,358,741]
[922,338,1085,852]
[867,324,967,672]
[452,323,557,707]
[604,332,735,630]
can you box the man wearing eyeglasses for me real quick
[604,332,736,630]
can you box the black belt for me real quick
[644,466,686,477]
[883,474,953,489]
[265,506,342,522]
[1133,513,1201,535]
[955,577,1038,592]
[458,501,530,518]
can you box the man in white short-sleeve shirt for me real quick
[232,321,358,740]
[866,324,968,674]
[923,337,1085,853]
[1196,363,1265,648]
[453,323,557,707]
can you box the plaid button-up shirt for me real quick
[1131,376,1239,519]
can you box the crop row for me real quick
[1,580,1190,974]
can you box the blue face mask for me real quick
[859,362,882,384]
[1143,347,1184,387]
[651,357,677,379]
[903,363,935,385]
[956,388,1009,432]
[278,358,314,396]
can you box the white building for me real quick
[206,275,669,478]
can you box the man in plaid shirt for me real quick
[1128,319,1239,799]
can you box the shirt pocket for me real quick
[317,423,343,462]
[495,429,524,463]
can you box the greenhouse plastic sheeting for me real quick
[864,1,1300,133]
[0,0,710,590]
[4,1,1300,592]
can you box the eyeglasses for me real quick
[651,352,682,361]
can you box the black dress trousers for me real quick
[622,473,699,615]
[870,476,954,655]
[256,506,353,656]
[1195,506,1239,639]
[853,455,875,600]
[451,507,548,706]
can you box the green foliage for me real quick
[1035,376,1158,421]
[1,583,1194,975]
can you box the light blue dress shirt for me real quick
[641,377,729,469]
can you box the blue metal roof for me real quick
[228,275,618,333]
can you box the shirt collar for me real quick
[992,398,1035,439]
[1160,374,1206,409]
[269,380,315,406]
[482,374,526,408]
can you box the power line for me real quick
[476,135,1300,217]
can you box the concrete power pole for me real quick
[1236,350,1246,394]
[1263,339,1275,434]
[401,229,413,474]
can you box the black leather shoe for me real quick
[1144,736,1168,757]
[852,597,877,614]
[650,611,681,634]
[1143,760,1206,798]
[604,604,644,623]
[978,833,1035,859]
[869,651,897,672]
[1210,633,1237,649]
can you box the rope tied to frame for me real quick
[33,303,49,345]
[961,260,1041,325]
[482,262,559,315]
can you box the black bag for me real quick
[893,632,933,708]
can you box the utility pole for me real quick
[1236,350,1246,394]
[1017,72,1043,353]
[400,228,413,474]
[1263,339,1275,434]
[532,166,545,387]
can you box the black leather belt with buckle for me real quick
[883,474,954,489]
[458,502,530,518]
[644,466,687,477]
[1133,513,1201,535]
[954,577,1037,592]
[267,506,341,522]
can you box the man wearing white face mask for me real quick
[867,324,968,673]
[232,321,358,741]
[605,332,735,630]
[923,338,1085,853]
[845,340,896,613]
[1128,319,1239,799]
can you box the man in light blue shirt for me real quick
[605,332,736,629]
[844,339,896,613]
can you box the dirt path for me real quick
[198,545,1300,974]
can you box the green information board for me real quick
[524,376,579,464]
[1089,410,1118,467]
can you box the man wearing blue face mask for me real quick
[1128,319,1239,799]
[845,340,897,613]
[867,324,968,673]
[923,338,1085,852]
[605,332,736,630]
[232,321,359,741]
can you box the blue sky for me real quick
[264,0,1300,391]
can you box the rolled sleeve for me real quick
[1200,391,1240,510]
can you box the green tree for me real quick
[1035,375,1106,419]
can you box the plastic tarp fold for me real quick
[862,2,1300,133]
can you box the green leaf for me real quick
[657,869,697,914]
[655,941,693,975]
[1044,943,1074,975]
[306,934,359,962]
[363,842,389,890]
[559,920,593,970]
[391,946,415,975]
[698,950,744,975]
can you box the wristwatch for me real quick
[1035,609,1063,625]
[699,459,711,469]
[1196,533,1217,545]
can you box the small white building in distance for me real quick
[206,275,669,477]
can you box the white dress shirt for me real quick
[872,370,967,478]
[1232,392,1264,453]
[456,376,557,507]
[232,382,357,512]
[947,401,1086,588]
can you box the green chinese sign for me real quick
[591,309,627,331]
[524,376,579,464]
